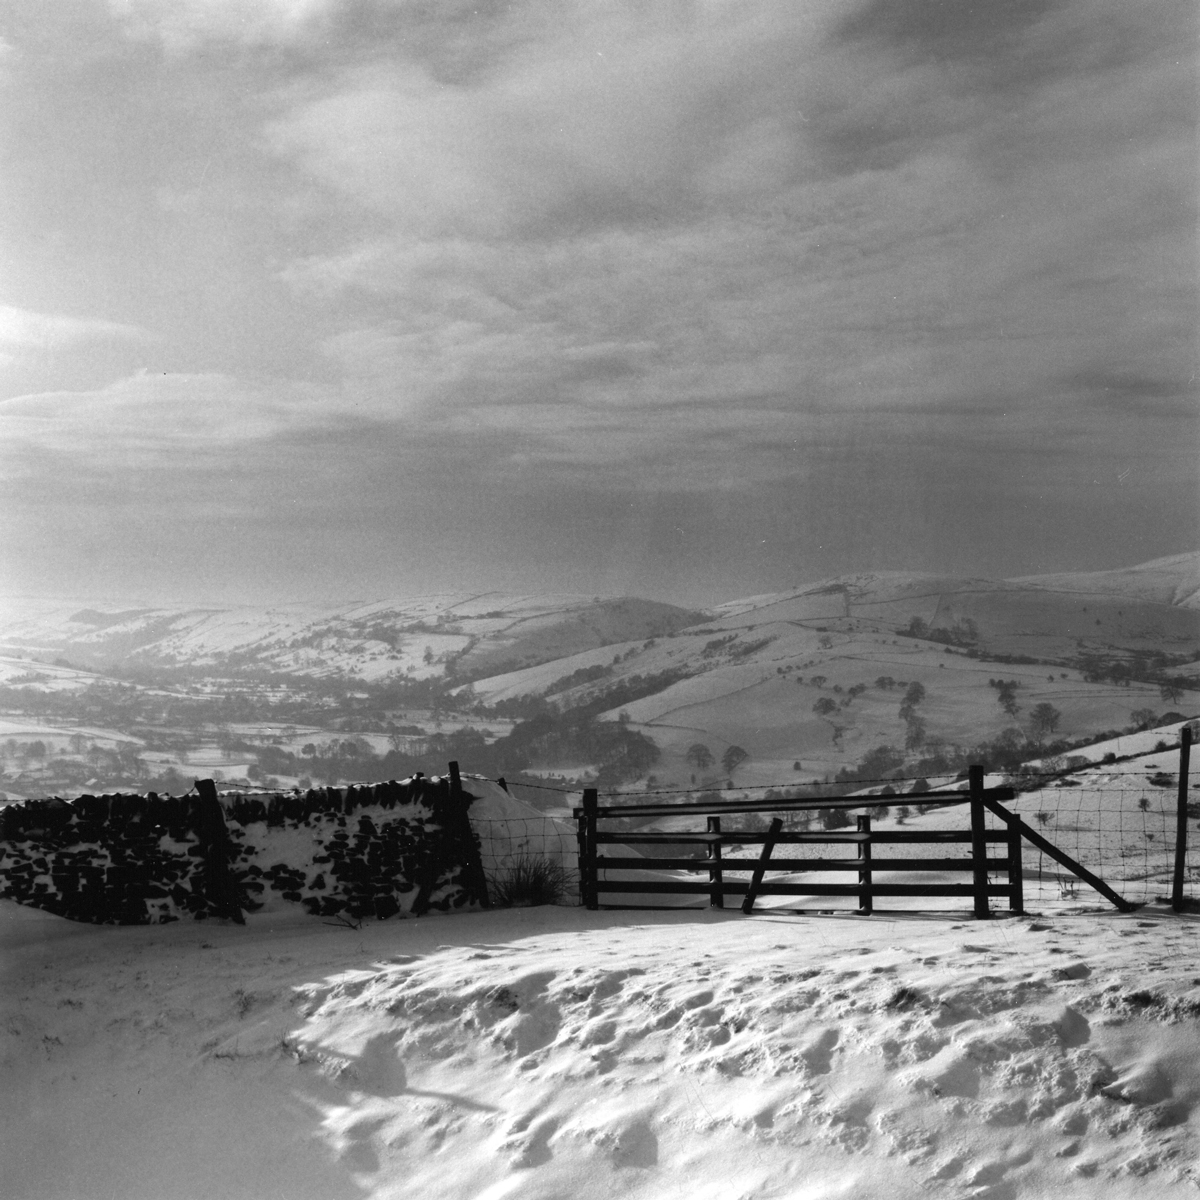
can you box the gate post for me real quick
[857,813,873,915]
[1007,815,1025,915]
[580,788,599,910]
[1172,726,1192,912]
[707,816,724,908]
[969,765,990,919]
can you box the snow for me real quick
[0,593,676,685]
[0,655,101,693]
[5,892,1199,1198]
[467,780,579,895]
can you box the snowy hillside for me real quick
[1012,552,1200,610]
[456,560,1199,790]
[0,594,702,683]
[0,552,1195,802]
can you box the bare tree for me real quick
[1029,703,1062,740]
[721,745,748,774]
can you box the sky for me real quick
[0,0,1196,610]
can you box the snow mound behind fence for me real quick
[462,776,580,903]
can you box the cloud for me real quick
[100,0,1196,470]
[108,0,338,50]
[261,0,1194,489]
[264,4,847,238]
[0,305,146,365]
[9,0,1190,599]
[0,371,335,475]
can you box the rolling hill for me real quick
[0,595,703,683]
[454,555,1200,789]
[0,553,1196,797]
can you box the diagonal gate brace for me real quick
[742,817,783,915]
[982,796,1133,912]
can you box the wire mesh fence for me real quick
[997,769,1190,908]
[470,815,580,905]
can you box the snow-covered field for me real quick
[4,894,1199,1199]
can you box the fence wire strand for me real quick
[486,745,1183,802]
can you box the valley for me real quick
[0,552,1197,807]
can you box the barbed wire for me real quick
[482,747,1189,801]
[494,772,971,797]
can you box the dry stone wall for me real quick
[0,791,218,924]
[0,776,487,925]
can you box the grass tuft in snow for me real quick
[486,854,571,907]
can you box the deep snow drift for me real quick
[4,894,1200,1200]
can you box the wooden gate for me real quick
[574,766,1132,917]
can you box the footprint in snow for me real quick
[964,1147,1032,1192]
[577,1018,618,1047]
[346,1032,407,1096]
[608,1119,658,1168]
[331,1114,387,1174]
[1051,962,1092,981]
[927,1152,967,1180]
[500,1112,558,1169]
[799,1027,839,1074]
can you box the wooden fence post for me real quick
[857,813,873,915]
[448,761,490,910]
[969,765,990,919]
[193,779,245,924]
[575,799,588,908]
[707,816,724,908]
[581,788,599,910]
[1172,726,1192,912]
[1007,816,1024,915]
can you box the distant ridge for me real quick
[0,593,704,681]
[1008,551,1200,609]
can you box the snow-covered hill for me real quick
[1012,551,1200,610]
[454,559,1199,788]
[0,594,702,683]
[0,553,1195,798]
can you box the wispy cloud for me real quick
[263,4,844,237]
[0,371,333,476]
[109,0,339,50]
[0,305,146,365]
[260,0,1196,489]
